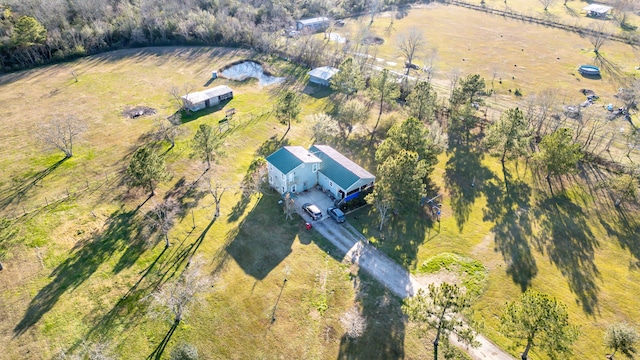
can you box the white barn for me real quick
[308,66,339,87]
[181,85,233,112]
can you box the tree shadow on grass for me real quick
[81,217,217,346]
[14,208,142,336]
[444,142,495,231]
[0,157,67,211]
[337,268,406,359]
[147,321,179,360]
[483,172,536,291]
[533,194,601,315]
[377,210,431,270]
[226,196,297,280]
[598,205,640,270]
[254,135,290,158]
[163,177,208,221]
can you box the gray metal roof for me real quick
[297,17,329,26]
[310,145,374,190]
[583,4,612,13]
[308,66,339,81]
[181,85,233,104]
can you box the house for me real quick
[310,145,374,202]
[308,66,339,87]
[266,145,375,203]
[181,85,233,112]
[296,17,330,32]
[583,4,612,18]
[266,146,322,195]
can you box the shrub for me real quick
[170,343,199,360]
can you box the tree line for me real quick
[0,0,416,71]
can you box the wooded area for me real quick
[0,0,415,71]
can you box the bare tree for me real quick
[369,0,380,25]
[207,179,227,219]
[170,84,195,115]
[588,22,609,55]
[149,256,212,324]
[421,47,438,84]
[152,116,183,149]
[283,192,295,220]
[538,0,556,11]
[612,0,634,29]
[36,115,86,158]
[146,199,180,248]
[340,305,367,339]
[525,89,559,137]
[398,27,425,78]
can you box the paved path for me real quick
[300,208,513,360]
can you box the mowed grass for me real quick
[0,47,433,359]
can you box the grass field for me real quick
[332,3,640,162]
[0,47,435,359]
[1,3,640,359]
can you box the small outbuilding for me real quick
[583,4,613,18]
[308,66,339,87]
[181,85,233,112]
[296,17,330,32]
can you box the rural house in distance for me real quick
[266,145,375,202]
[181,85,233,112]
[295,17,330,32]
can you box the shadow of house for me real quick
[14,209,142,336]
[226,196,297,280]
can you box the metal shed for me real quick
[181,85,233,112]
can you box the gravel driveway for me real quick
[292,190,513,360]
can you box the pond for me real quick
[220,61,284,86]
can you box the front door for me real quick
[291,184,296,193]
[303,181,308,191]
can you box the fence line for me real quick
[443,0,638,45]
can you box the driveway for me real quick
[292,189,514,360]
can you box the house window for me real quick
[281,174,285,181]
[312,164,318,172]
[329,181,333,187]
[269,176,272,183]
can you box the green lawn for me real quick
[0,47,436,359]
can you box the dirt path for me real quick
[309,218,514,360]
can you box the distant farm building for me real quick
[296,17,330,32]
[181,85,233,112]
[308,66,339,87]
[583,4,612,17]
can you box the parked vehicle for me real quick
[327,207,345,223]
[302,203,323,220]
[404,62,420,70]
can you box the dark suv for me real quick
[302,203,322,220]
[327,207,345,223]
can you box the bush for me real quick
[170,343,199,360]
